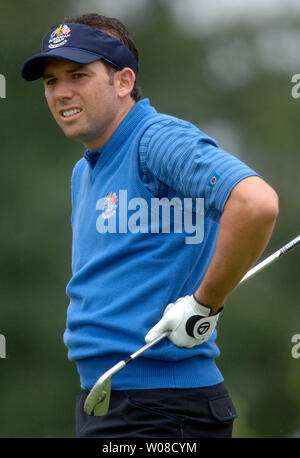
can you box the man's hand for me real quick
[145,295,221,348]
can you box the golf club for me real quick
[84,234,300,416]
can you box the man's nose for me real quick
[53,80,73,100]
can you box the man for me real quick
[21,14,278,438]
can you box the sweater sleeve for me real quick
[139,119,259,220]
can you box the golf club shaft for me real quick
[117,234,300,365]
[239,234,300,284]
[116,234,299,369]
[124,330,171,365]
[141,234,300,350]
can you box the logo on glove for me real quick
[196,321,210,335]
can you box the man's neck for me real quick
[84,98,136,151]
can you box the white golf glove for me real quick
[145,295,221,348]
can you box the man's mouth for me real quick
[59,107,83,120]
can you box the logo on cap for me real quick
[48,24,71,49]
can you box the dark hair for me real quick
[63,13,142,102]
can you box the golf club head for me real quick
[83,334,169,416]
[83,360,126,416]
[84,377,111,416]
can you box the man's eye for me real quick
[45,78,57,86]
[73,73,85,79]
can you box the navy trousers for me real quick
[76,382,237,438]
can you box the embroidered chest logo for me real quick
[100,192,118,220]
[48,24,71,49]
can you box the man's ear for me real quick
[115,67,135,98]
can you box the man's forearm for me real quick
[194,176,279,314]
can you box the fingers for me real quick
[145,319,168,343]
[145,303,178,343]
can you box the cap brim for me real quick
[21,48,105,81]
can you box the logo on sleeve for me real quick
[208,173,220,187]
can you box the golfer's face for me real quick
[42,58,120,149]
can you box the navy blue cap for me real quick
[21,22,138,81]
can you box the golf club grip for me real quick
[281,234,300,254]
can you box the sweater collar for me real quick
[84,98,155,168]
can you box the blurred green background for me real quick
[0,0,299,438]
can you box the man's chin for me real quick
[61,128,101,150]
[62,128,90,144]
